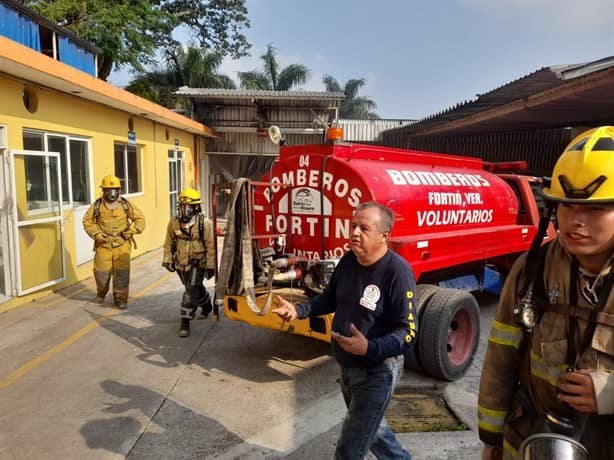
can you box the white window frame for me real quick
[168,149,184,217]
[0,124,13,297]
[22,129,92,209]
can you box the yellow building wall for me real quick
[0,75,202,299]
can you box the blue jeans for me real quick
[335,355,411,460]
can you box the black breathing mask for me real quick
[103,188,120,202]
[179,203,196,223]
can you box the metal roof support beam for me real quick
[410,67,614,137]
[211,126,325,134]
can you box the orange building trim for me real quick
[0,36,215,138]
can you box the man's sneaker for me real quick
[116,301,128,310]
[179,318,190,337]
[94,296,105,304]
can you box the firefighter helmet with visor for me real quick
[178,188,201,205]
[542,126,614,204]
[178,188,201,222]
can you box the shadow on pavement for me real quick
[83,302,188,370]
[193,319,338,385]
[80,379,256,459]
[84,283,338,384]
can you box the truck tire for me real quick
[418,287,480,381]
[404,284,439,372]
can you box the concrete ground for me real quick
[0,248,496,459]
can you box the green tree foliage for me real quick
[125,44,236,109]
[322,74,379,119]
[26,0,251,80]
[238,44,309,91]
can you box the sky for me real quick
[109,0,614,120]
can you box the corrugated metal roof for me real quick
[206,131,326,156]
[176,87,345,100]
[339,118,415,142]
[388,55,614,135]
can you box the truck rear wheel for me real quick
[404,284,439,372]
[418,288,480,381]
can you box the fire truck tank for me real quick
[253,141,533,281]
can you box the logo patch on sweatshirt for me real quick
[360,285,380,311]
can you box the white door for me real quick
[0,142,12,299]
[168,150,184,218]
[9,149,65,295]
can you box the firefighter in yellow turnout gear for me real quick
[83,175,146,309]
[478,127,614,460]
[162,188,215,337]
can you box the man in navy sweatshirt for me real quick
[273,201,417,459]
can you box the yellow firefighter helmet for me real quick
[100,175,121,189]
[542,126,614,203]
[178,187,202,205]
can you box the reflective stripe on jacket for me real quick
[478,238,614,459]
[162,215,214,271]
[83,198,145,249]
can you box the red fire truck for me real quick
[214,128,553,381]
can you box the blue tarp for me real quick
[438,274,480,291]
[437,267,504,295]
[58,36,96,76]
[0,3,41,51]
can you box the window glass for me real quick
[69,139,90,205]
[23,131,44,150]
[49,155,61,203]
[48,135,68,203]
[168,150,183,218]
[22,130,91,206]
[24,155,48,207]
[114,143,142,194]
[114,143,126,192]
[127,145,140,194]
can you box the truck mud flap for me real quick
[418,287,480,381]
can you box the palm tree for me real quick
[126,44,236,109]
[238,44,309,90]
[322,74,379,119]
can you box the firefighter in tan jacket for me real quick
[162,188,215,337]
[478,126,614,460]
[83,175,146,309]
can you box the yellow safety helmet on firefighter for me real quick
[542,126,614,203]
[100,175,121,189]
[178,187,201,205]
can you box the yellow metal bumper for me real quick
[223,288,332,343]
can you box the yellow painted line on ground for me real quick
[0,283,96,314]
[0,309,118,389]
[0,249,163,315]
[28,286,91,309]
[0,272,173,390]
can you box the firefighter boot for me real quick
[197,300,213,320]
[179,318,190,337]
